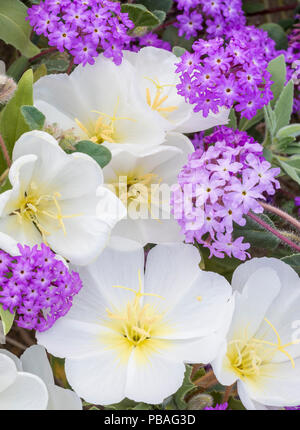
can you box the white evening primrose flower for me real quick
[33,55,166,152]
[0,346,82,410]
[123,47,230,133]
[0,130,126,265]
[212,257,300,410]
[0,348,48,410]
[104,133,193,245]
[37,241,234,405]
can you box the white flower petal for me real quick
[20,345,54,386]
[0,353,17,393]
[175,107,230,134]
[158,271,234,339]
[227,267,281,341]
[125,347,186,404]
[65,351,128,405]
[47,385,82,410]
[144,243,201,310]
[37,319,107,359]
[0,372,48,410]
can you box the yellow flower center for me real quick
[109,172,162,218]
[102,271,171,363]
[228,318,299,381]
[74,99,136,144]
[145,77,178,117]
[11,183,81,243]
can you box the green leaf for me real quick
[33,63,47,83]
[276,156,300,186]
[228,397,246,410]
[75,141,112,168]
[21,105,46,130]
[274,80,294,133]
[153,10,166,25]
[228,109,237,130]
[267,55,287,104]
[198,244,242,282]
[172,46,186,57]
[277,124,300,140]
[173,365,195,410]
[243,1,265,13]
[121,4,160,27]
[281,254,300,275]
[233,214,280,250]
[0,0,40,58]
[7,56,29,82]
[139,0,173,13]
[239,55,287,131]
[105,398,139,410]
[0,304,15,336]
[162,26,195,51]
[0,69,33,172]
[260,23,288,50]
[132,403,153,410]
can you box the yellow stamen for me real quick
[75,98,136,144]
[144,77,178,117]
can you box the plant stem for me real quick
[194,369,218,388]
[67,57,74,75]
[29,47,57,63]
[248,212,300,252]
[260,201,300,231]
[0,134,11,167]
[223,384,234,403]
[0,168,9,185]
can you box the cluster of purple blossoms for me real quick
[27,0,134,66]
[174,0,246,40]
[171,127,280,261]
[285,15,300,114]
[0,244,82,332]
[204,402,228,410]
[176,29,275,119]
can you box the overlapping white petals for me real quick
[104,133,192,245]
[212,258,300,410]
[38,241,233,405]
[0,130,126,265]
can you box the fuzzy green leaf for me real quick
[75,141,112,168]
[276,156,300,186]
[0,305,15,336]
[260,23,288,50]
[233,214,280,250]
[277,124,300,140]
[0,69,33,173]
[239,55,287,131]
[0,0,40,58]
[172,46,187,57]
[173,365,195,410]
[281,254,300,275]
[274,80,294,133]
[21,105,45,131]
[121,4,160,27]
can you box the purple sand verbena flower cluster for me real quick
[27,0,134,66]
[285,15,300,114]
[176,29,275,120]
[171,127,280,261]
[0,244,82,332]
[174,0,246,40]
[204,402,228,410]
